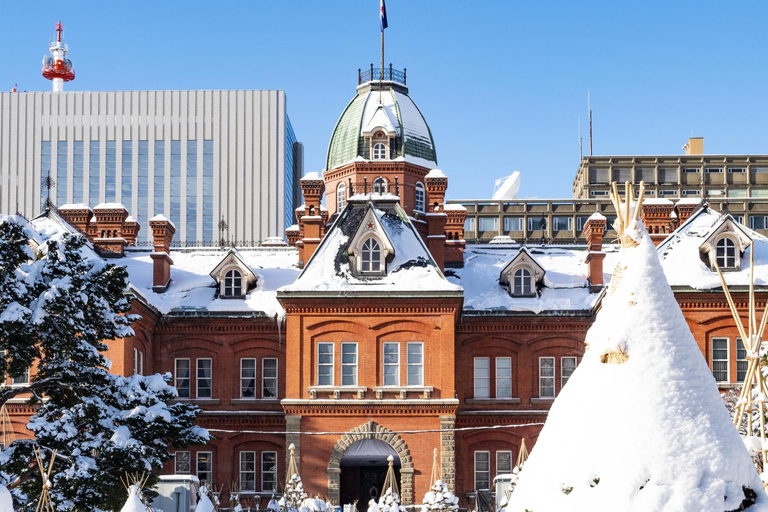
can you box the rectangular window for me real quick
[712,337,728,383]
[317,342,334,386]
[474,358,490,398]
[139,351,144,375]
[197,358,212,398]
[106,140,117,202]
[474,451,491,490]
[175,359,190,398]
[562,357,577,388]
[575,216,591,232]
[186,140,198,244]
[705,167,723,173]
[383,342,400,386]
[197,452,212,485]
[539,357,555,398]
[138,141,149,244]
[73,141,84,204]
[170,140,182,231]
[241,358,256,398]
[464,217,475,233]
[728,167,747,173]
[733,215,744,224]
[729,189,748,198]
[612,168,630,183]
[682,190,700,196]
[497,450,512,475]
[154,140,165,216]
[496,357,512,398]
[407,342,424,386]
[635,168,654,183]
[659,168,677,183]
[552,216,573,232]
[203,140,214,243]
[590,190,609,197]
[658,190,677,197]
[503,216,523,232]
[89,141,100,206]
[683,168,700,173]
[11,368,29,385]
[56,141,68,206]
[261,451,278,492]
[341,343,358,386]
[41,141,52,207]
[528,217,546,232]
[737,338,747,383]
[750,216,768,230]
[263,358,278,398]
[175,451,191,474]
[478,217,498,232]
[588,168,609,184]
[122,140,132,205]
[240,451,256,492]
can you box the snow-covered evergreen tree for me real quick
[421,480,458,512]
[0,216,208,511]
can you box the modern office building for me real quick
[0,90,303,246]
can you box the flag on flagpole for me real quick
[380,0,388,31]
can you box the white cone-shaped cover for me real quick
[0,485,13,512]
[507,220,767,512]
[197,486,215,512]
[120,484,147,512]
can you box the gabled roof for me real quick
[347,205,396,258]
[209,249,259,289]
[499,247,546,286]
[279,196,460,295]
[698,215,752,252]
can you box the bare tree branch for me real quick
[0,377,75,409]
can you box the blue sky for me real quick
[2,1,768,200]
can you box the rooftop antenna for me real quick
[11,83,17,93]
[42,21,75,92]
[578,116,583,160]
[588,90,593,156]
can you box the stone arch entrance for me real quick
[327,420,414,506]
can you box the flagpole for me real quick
[381,29,385,81]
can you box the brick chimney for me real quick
[583,213,607,290]
[92,204,129,257]
[640,199,674,246]
[444,204,467,267]
[285,225,301,247]
[675,200,698,224]
[149,215,175,293]
[297,173,326,267]
[122,216,140,246]
[424,169,448,271]
[57,204,93,237]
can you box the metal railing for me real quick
[359,64,406,85]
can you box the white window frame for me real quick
[590,190,609,197]
[175,358,191,398]
[406,342,424,386]
[750,216,768,231]
[341,342,358,386]
[11,366,29,386]
[415,182,425,212]
[372,142,387,160]
[241,358,256,398]
[658,190,676,197]
[474,451,491,491]
[496,357,512,398]
[716,237,737,269]
[504,216,523,232]
[464,217,475,233]
[496,450,512,475]
[527,217,546,232]
[474,357,490,399]
[197,451,213,485]
[683,167,700,173]
[728,167,747,173]
[361,237,383,273]
[133,347,139,375]
[223,268,243,298]
[712,337,729,383]
[682,189,700,196]
[373,176,387,193]
[240,451,256,492]
[139,350,144,375]
[513,268,533,297]
[561,356,577,388]
[317,342,334,386]
[197,358,212,399]
[262,357,278,399]
[175,451,191,474]
[705,167,723,173]
[383,342,400,386]
[261,451,278,492]
[539,357,555,398]
[336,182,346,212]
[552,216,573,232]
[478,217,499,232]
[737,338,747,383]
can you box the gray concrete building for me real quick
[0,90,302,246]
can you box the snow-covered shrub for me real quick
[421,480,458,512]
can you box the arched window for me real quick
[373,142,387,160]
[361,237,382,272]
[513,268,533,296]
[337,182,347,212]
[373,177,387,195]
[716,237,736,269]
[224,269,243,297]
[415,182,426,212]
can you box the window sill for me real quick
[372,386,435,399]
[307,386,368,399]
[172,398,221,405]
[465,398,522,405]
[530,397,555,405]
[230,398,279,405]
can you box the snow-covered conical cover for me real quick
[197,485,215,512]
[506,216,767,512]
[120,484,148,512]
[0,485,13,512]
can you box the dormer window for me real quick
[361,237,382,272]
[513,268,534,296]
[373,177,387,194]
[373,143,387,159]
[224,269,243,297]
[337,182,347,212]
[415,182,425,212]
[716,237,736,269]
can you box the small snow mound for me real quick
[425,169,446,178]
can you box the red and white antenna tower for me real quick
[42,21,75,92]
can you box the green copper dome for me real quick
[325,83,438,172]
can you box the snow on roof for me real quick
[447,244,619,314]
[58,203,91,210]
[348,193,401,202]
[444,204,466,211]
[286,224,300,232]
[149,214,176,229]
[587,212,606,221]
[643,198,674,205]
[281,199,459,294]
[425,168,446,178]
[295,204,328,212]
[508,222,766,511]
[122,248,300,319]
[125,215,136,223]
[657,208,768,289]
[94,202,127,210]
[676,198,703,205]
[301,172,322,181]
[361,96,399,135]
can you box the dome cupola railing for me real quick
[359,64,406,86]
